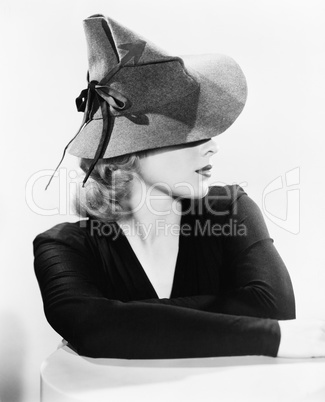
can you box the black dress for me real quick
[33,185,295,359]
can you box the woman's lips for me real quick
[195,164,212,178]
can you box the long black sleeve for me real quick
[208,188,296,320]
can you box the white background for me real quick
[1,0,325,401]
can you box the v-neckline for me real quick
[114,198,189,299]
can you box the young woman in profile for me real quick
[34,14,325,359]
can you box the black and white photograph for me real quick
[1,1,325,401]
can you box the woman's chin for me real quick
[172,184,210,199]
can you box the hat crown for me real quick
[81,15,199,118]
[84,15,180,82]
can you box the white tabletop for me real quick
[40,343,325,402]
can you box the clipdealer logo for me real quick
[25,167,301,236]
[262,167,300,235]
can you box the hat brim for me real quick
[68,53,247,159]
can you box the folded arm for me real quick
[34,231,280,359]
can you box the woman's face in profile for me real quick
[136,139,219,199]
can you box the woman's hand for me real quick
[278,319,325,358]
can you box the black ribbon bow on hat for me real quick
[45,40,146,190]
[74,79,129,185]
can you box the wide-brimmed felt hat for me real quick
[48,14,247,187]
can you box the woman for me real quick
[34,14,325,359]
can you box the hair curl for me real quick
[73,151,147,222]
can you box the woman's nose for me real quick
[203,139,219,156]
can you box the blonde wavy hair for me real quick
[73,151,147,222]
